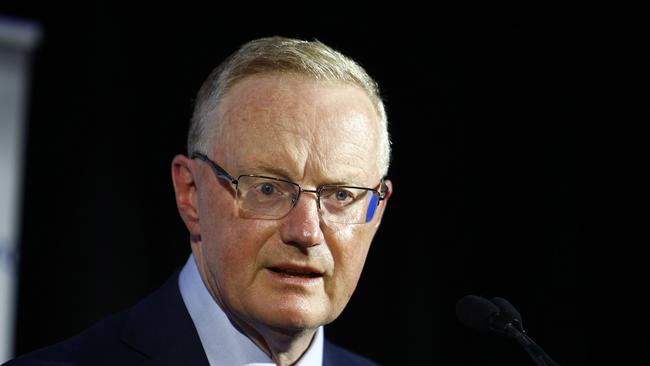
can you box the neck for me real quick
[191,246,318,365]
[238,320,318,366]
[213,291,318,366]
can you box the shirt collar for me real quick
[179,254,324,366]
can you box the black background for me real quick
[1,2,648,365]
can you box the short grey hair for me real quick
[188,36,391,177]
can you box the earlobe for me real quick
[383,179,393,201]
[171,154,201,235]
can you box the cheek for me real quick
[198,187,249,267]
[328,225,374,301]
[209,219,278,278]
[200,218,280,312]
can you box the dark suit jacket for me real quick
[4,271,378,366]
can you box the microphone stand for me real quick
[503,323,560,366]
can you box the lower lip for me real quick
[265,269,324,286]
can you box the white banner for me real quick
[0,16,41,363]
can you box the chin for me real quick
[254,299,331,332]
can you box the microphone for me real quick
[489,297,523,332]
[456,295,560,366]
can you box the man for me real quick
[6,36,392,366]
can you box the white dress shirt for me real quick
[179,255,324,366]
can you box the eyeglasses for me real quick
[191,152,388,224]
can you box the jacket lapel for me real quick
[119,270,210,366]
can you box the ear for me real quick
[372,179,393,228]
[171,155,201,237]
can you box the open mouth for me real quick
[268,267,322,278]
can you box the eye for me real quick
[257,182,276,195]
[335,190,351,201]
[330,189,357,205]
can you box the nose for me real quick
[279,190,324,248]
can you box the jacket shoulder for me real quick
[2,309,140,366]
[324,340,380,366]
[3,270,198,366]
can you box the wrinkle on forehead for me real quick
[210,74,382,186]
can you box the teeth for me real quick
[272,268,319,277]
[284,269,308,275]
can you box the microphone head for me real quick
[456,294,500,333]
[490,297,524,331]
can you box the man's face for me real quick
[189,73,389,334]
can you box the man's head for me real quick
[188,36,391,177]
[172,37,392,349]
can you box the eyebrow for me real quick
[248,163,369,187]
[249,163,295,181]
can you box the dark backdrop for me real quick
[2,2,648,365]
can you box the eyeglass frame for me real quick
[190,151,389,224]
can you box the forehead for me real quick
[210,73,381,185]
